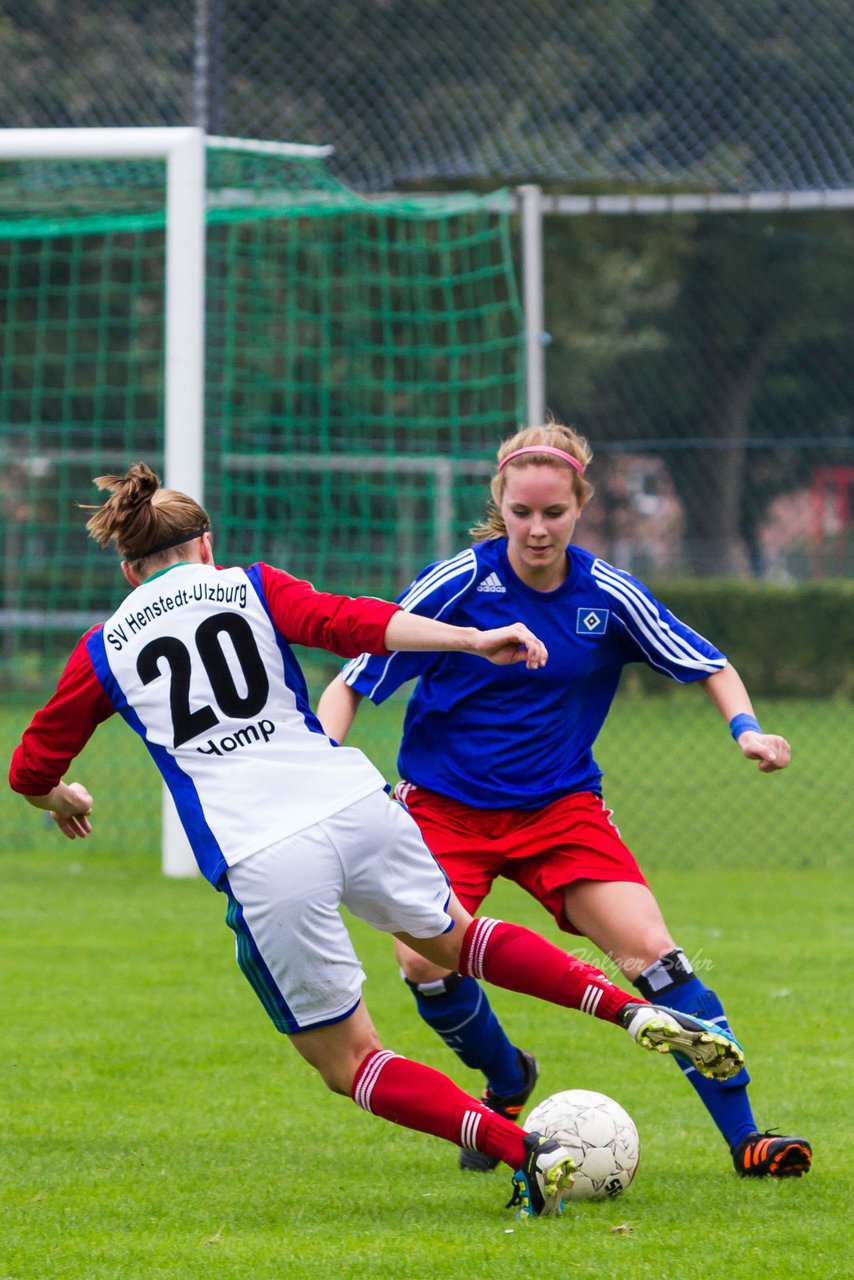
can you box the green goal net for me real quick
[0,143,524,694]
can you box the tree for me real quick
[543,210,854,574]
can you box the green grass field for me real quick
[3,693,852,1278]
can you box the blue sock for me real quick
[407,972,526,1097]
[635,951,757,1151]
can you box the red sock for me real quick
[460,917,640,1023]
[352,1049,528,1170]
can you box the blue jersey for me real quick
[341,540,726,809]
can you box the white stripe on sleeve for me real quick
[592,560,724,675]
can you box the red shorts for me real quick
[393,783,648,935]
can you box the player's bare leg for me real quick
[289,998,384,1093]
[561,880,676,981]
[393,935,451,986]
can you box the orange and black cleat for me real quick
[732,1131,812,1177]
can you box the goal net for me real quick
[1,129,526,869]
[0,132,524,696]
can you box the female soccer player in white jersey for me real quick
[9,462,746,1219]
[318,423,811,1181]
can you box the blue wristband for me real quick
[730,713,762,741]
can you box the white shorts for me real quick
[220,789,453,1033]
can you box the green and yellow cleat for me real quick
[620,1002,745,1081]
[507,1132,576,1219]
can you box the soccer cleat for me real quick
[507,1132,576,1219]
[732,1131,812,1178]
[459,1049,539,1173]
[619,1002,745,1081]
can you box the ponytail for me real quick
[82,462,210,569]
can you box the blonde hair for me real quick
[470,423,594,542]
[82,461,210,572]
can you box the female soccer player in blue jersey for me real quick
[318,423,811,1181]
[9,462,747,1219]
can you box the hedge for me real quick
[637,579,854,698]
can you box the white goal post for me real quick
[1,128,206,876]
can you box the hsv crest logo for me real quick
[577,607,609,636]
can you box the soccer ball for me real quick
[523,1088,640,1202]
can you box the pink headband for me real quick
[497,445,585,476]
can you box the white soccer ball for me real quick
[523,1088,640,1202]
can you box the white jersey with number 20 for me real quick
[82,562,392,883]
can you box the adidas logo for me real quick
[476,572,506,593]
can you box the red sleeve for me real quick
[8,627,115,796]
[256,564,400,657]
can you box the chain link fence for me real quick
[3,1,853,192]
[536,208,854,581]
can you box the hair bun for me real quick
[90,461,159,512]
[115,461,160,510]
[84,461,209,561]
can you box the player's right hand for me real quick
[50,781,94,840]
[473,623,548,669]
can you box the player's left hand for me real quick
[473,623,548,669]
[737,731,791,773]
